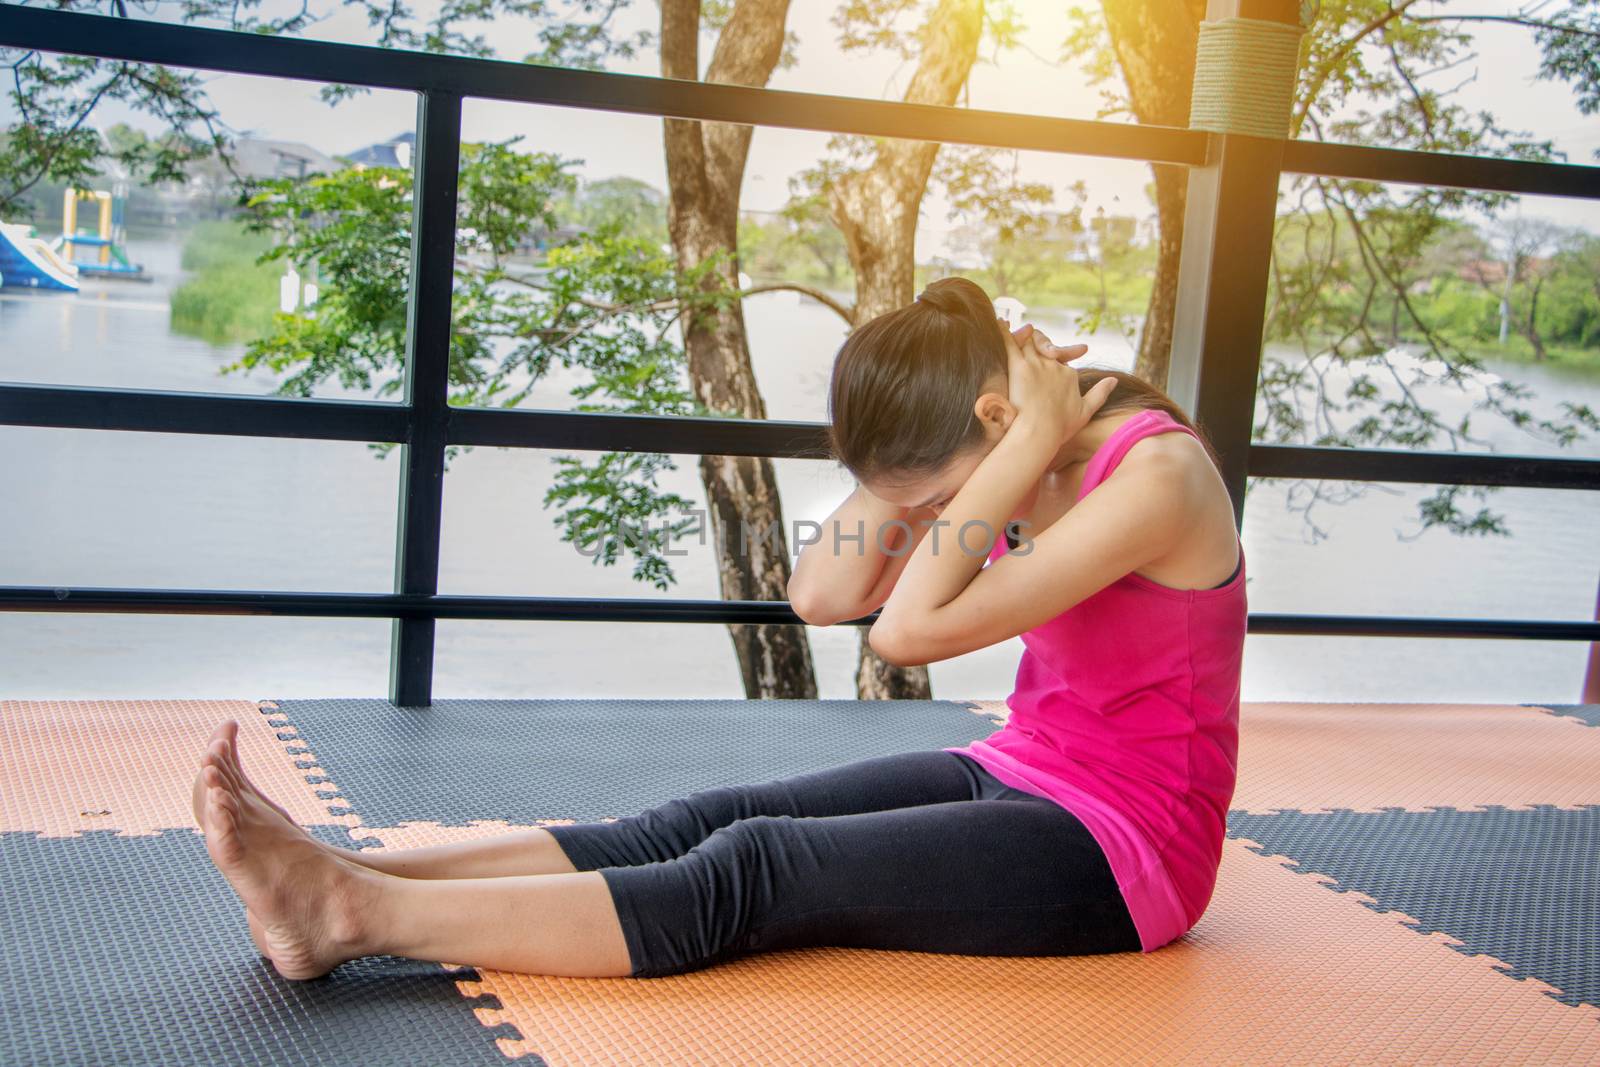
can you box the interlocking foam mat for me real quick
[1532,703,1600,728]
[2,697,1597,1065]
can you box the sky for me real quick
[5,0,1597,243]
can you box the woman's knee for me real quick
[609,813,799,977]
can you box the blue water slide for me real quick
[0,222,81,292]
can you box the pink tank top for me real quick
[944,408,1247,952]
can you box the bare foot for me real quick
[195,729,378,979]
[190,720,386,887]
[191,721,309,840]
[191,720,357,951]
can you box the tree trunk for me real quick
[1136,163,1188,386]
[827,0,984,699]
[1101,0,1207,389]
[1523,274,1547,361]
[661,0,817,698]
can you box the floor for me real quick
[3,696,1597,1065]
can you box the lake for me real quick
[2,234,1596,704]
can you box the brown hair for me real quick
[826,276,1218,481]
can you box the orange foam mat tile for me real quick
[381,829,1600,1066]
[1232,702,1600,814]
[353,820,584,850]
[0,698,359,838]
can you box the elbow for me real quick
[867,617,926,668]
[787,578,843,628]
[788,591,831,627]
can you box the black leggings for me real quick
[544,749,1142,977]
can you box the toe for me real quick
[206,786,245,864]
[221,721,246,775]
[213,743,248,794]
[191,770,208,829]
[206,720,234,754]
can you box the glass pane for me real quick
[1,62,414,401]
[437,448,1021,699]
[1243,482,1600,621]
[0,614,391,699]
[1263,184,1600,461]
[433,619,1018,701]
[1,426,398,592]
[1291,2,1595,164]
[1244,634,1590,705]
[449,95,1150,425]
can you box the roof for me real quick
[231,137,343,180]
[343,131,417,170]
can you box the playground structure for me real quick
[54,184,146,279]
[0,220,79,291]
[0,185,150,291]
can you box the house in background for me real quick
[342,131,415,171]
[232,137,343,181]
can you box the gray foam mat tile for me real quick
[267,698,1001,828]
[1525,703,1600,727]
[0,829,526,1067]
[1226,805,1600,1011]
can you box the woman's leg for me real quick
[541,747,984,873]
[195,748,633,978]
[363,793,1141,979]
[197,730,1136,980]
[375,746,983,879]
[202,719,983,880]
[195,721,582,879]
[593,794,1143,977]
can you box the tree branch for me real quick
[1294,0,1428,136]
[738,282,854,323]
[1405,14,1600,42]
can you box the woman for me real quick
[191,276,1245,981]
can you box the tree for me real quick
[230,145,725,583]
[2,0,841,698]
[938,147,1060,298]
[770,0,991,698]
[1084,205,1140,336]
[562,175,669,247]
[775,182,852,286]
[1481,215,1564,357]
[658,0,821,699]
[1063,0,1204,386]
[1064,0,1600,537]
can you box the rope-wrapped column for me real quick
[1166,0,1316,526]
[1188,16,1307,138]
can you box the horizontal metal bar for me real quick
[1281,140,1600,201]
[0,6,1207,166]
[0,383,409,443]
[12,384,1600,489]
[1248,613,1600,641]
[4,13,1589,215]
[1250,444,1600,490]
[0,586,824,625]
[3,586,1598,640]
[0,382,834,458]
[450,406,831,458]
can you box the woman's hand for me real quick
[1002,320,1116,449]
[1011,322,1088,364]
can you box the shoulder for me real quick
[1109,429,1213,499]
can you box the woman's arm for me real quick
[868,445,1200,665]
[868,322,1185,666]
[787,484,939,627]
[789,323,1091,630]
